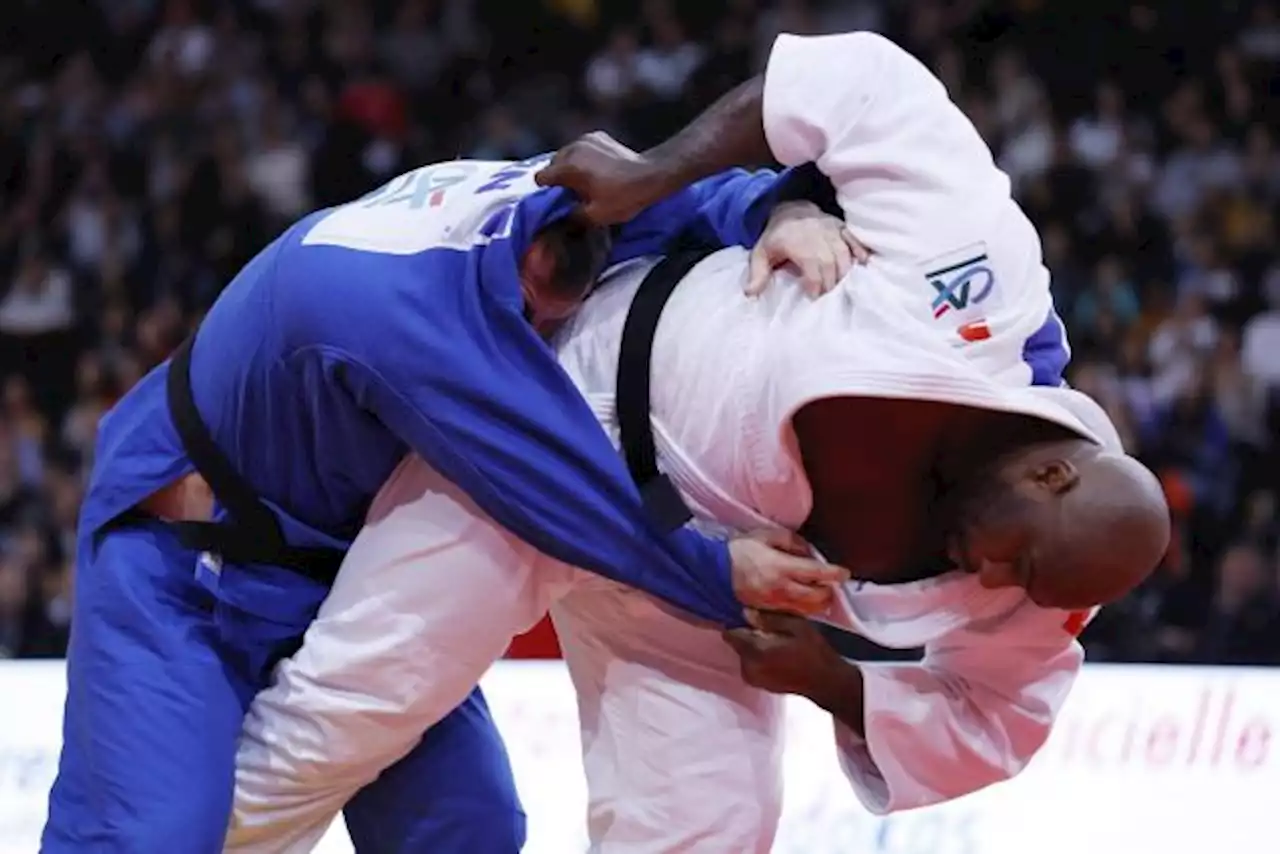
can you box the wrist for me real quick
[703,535,742,624]
[726,538,749,600]
[640,76,770,187]
[807,659,866,732]
[634,154,700,203]
[769,200,822,221]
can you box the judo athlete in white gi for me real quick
[41,145,856,851]
[225,31,1172,852]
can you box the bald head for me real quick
[1032,451,1171,608]
[950,439,1171,610]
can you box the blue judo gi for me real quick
[41,156,809,853]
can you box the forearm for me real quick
[382,392,746,625]
[539,33,899,227]
[345,285,748,626]
[806,658,867,737]
[609,166,796,257]
[641,77,771,196]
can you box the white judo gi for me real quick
[227,30,1098,852]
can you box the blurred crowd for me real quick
[0,0,1277,664]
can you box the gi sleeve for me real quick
[762,31,948,173]
[833,604,1094,814]
[294,246,746,626]
[610,167,825,260]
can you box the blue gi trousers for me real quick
[41,520,525,853]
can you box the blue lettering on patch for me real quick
[360,163,478,210]
[475,153,553,194]
[927,253,995,318]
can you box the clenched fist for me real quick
[728,530,849,615]
[723,610,846,697]
[535,131,673,226]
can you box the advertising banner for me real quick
[2,662,1276,853]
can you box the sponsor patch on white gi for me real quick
[921,242,998,320]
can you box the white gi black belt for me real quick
[615,246,718,532]
[617,244,924,662]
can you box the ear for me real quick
[520,239,554,292]
[518,239,554,317]
[1031,459,1079,495]
[976,559,1021,590]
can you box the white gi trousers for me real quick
[226,452,784,853]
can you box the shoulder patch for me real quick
[301,158,548,256]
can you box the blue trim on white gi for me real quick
[1021,308,1071,388]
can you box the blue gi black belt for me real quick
[164,336,345,585]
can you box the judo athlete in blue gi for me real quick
[40,154,849,853]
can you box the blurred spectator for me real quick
[0,0,1276,665]
[998,96,1055,194]
[1148,291,1219,404]
[634,4,706,101]
[1072,256,1141,342]
[381,0,451,96]
[0,427,37,531]
[0,549,29,658]
[147,0,214,79]
[0,245,74,339]
[1239,1,1280,60]
[1067,359,1138,453]
[469,105,544,160]
[817,0,882,35]
[1118,547,1211,664]
[24,557,73,658]
[1140,369,1236,519]
[1242,268,1280,391]
[585,26,643,110]
[1193,544,1279,665]
[1238,125,1279,202]
[246,101,312,226]
[1239,490,1279,552]
[1041,221,1087,317]
[1090,191,1172,288]
[755,0,820,66]
[61,352,114,465]
[990,47,1045,139]
[1069,81,1128,171]
[1153,116,1242,222]
[64,168,141,275]
[1114,335,1159,431]
[2,376,49,489]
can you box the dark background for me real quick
[0,0,1278,665]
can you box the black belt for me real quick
[164,336,345,585]
[616,247,923,662]
[615,162,841,509]
[615,248,721,532]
